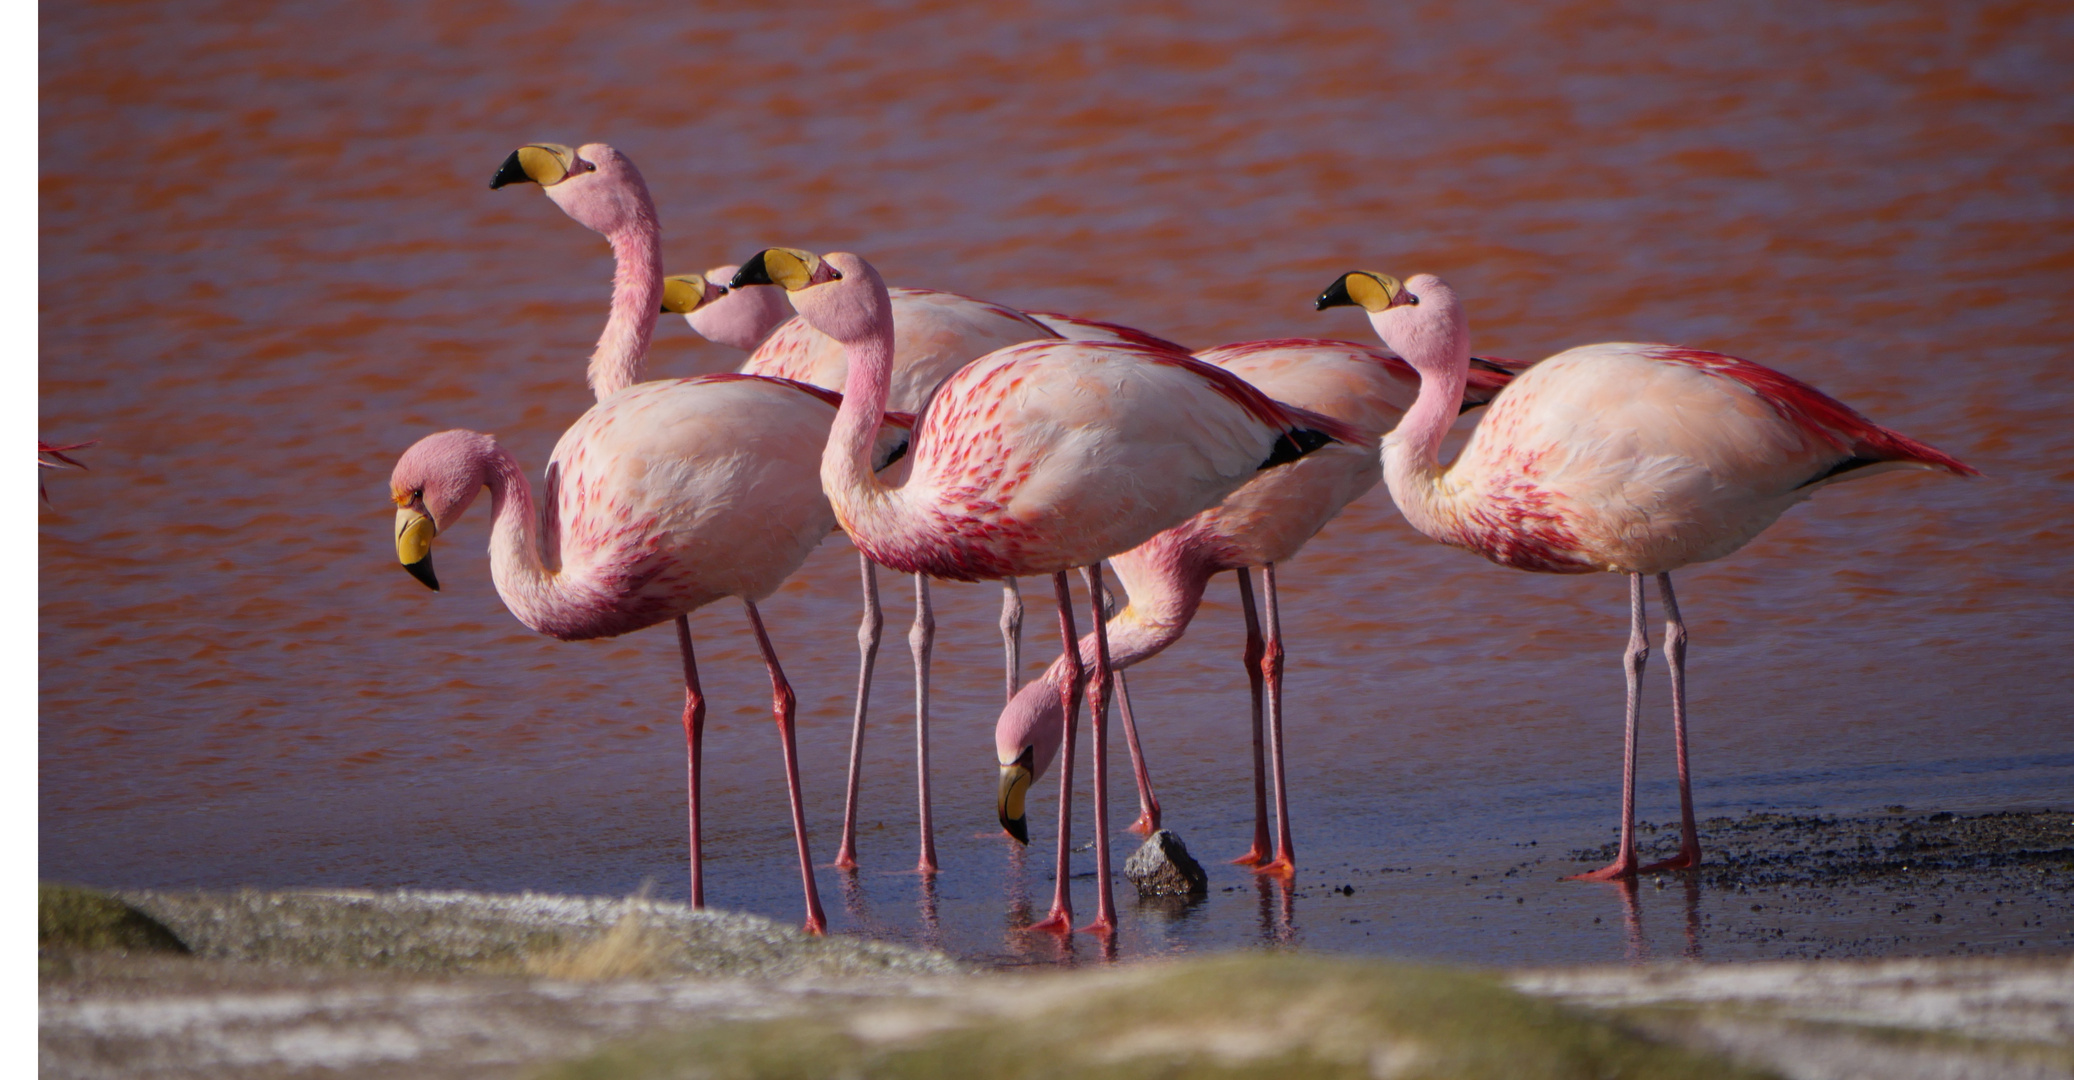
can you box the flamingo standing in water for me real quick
[993,341,1520,876]
[661,269,1187,875]
[453,140,886,932]
[732,247,1358,934]
[1318,270,1975,880]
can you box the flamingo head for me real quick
[660,272,728,316]
[731,249,888,345]
[680,265,796,351]
[389,430,496,592]
[491,141,655,239]
[1316,270,1464,373]
[994,675,1069,845]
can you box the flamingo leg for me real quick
[1080,563,1120,936]
[1028,572,1083,934]
[1642,572,1702,872]
[675,616,706,909]
[1001,577,1023,703]
[1231,568,1271,866]
[835,554,882,871]
[742,599,828,934]
[1567,573,1649,882]
[911,573,938,875]
[1102,582,1161,836]
[1116,671,1162,835]
[1254,563,1296,879]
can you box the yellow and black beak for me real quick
[729,248,833,292]
[997,745,1036,845]
[490,143,578,189]
[396,507,439,591]
[1315,270,1406,313]
[661,273,723,314]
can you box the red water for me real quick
[40,1,2074,965]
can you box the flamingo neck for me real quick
[824,319,899,543]
[589,213,662,400]
[1380,316,1473,544]
[477,445,560,627]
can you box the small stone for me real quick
[1124,830,1208,898]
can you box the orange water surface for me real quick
[39,0,2074,964]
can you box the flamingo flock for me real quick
[382,140,1972,938]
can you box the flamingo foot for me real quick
[916,857,939,876]
[832,847,859,872]
[1026,908,1074,935]
[1077,915,1116,937]
[802,914,828,936]
[1229,845,1270,867]
[1252,854,1295,880]
[1127,808,1160,836]
[1563,858,1640,882]
[1639,846,1702,874]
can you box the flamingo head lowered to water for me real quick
[489,141,654,240]
[389,430,496,592]
[993,681,1068,845]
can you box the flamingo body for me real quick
[1026,311,1191,353]
[1393,341,1977,576]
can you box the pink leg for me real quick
[1115,673,1162,835]
[1254,563,1296,880]
[1567,573,1649,883]
[674,616,706,909]
[1231,569,1271,865]
[911,574,938,875]
[1102,583,1161,835]
[1080,563,1118,936]
[1027,572,1083,934]
[1001,578,1023,704]
[835,554,882,871]
[743,600,827,935]
[1642,572,1702,873]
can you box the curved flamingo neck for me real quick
[589,213,663,400]
[476,445,559,627]
[825,314,899,540]
[1379,305,1474,543]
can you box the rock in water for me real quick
[1124,830,1208,897]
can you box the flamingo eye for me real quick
[830,268,843,281]
[584,161,597,172]
[1406,294,1419,306]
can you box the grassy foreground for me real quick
[543,953,1769,1080]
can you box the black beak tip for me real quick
[728,254,773,289]
[404,558,439,591]
[1001,816,1028,845]
[1315,273,1355,311]
[489,150,529,190]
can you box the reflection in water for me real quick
[1615,879,1648,965]
[836,868,872,931]
[917,870,942,952]
[1681,875,1704,961]
[1253,875,1299,948]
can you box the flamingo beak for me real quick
[661,274,724,314]
[997,746,1035,845]
[1315,271,1406,313]
[730,248,831,292]
[490,143,577,189]
[396,508,439,591]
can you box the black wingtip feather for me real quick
[1259,428,1334,470]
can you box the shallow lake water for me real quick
[40,0,2074,966]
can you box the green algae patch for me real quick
[39,883,189,956]
[540,952,1772,1080]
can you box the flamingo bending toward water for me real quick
[1318,270,1975,880]
[993,341,1520,877]
[662,268,1185,876]
[733,247,1359,934]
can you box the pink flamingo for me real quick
[993,341,1520,877]
[733,247,1360,934]
[471,141,893,931]
[663,269,1186,876]
[1318,270,1976,880]
[38,439,94,502]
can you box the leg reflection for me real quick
[1681,874,1703,961]
[1616,877,1648,965]
[837,866,873,932]
[917,870,942,951]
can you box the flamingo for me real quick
[38,439,94,503]
[993,341,1520,877]
[662,268,1187,876]
[731,247,1361,934]
[1317,269,1976,880]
